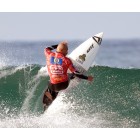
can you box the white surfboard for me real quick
[64,32,104,92]
[68,32,103,73]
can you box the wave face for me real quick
[0,65,140,127]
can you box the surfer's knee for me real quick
[43,94,53,106]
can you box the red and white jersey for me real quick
[44,48,76,84]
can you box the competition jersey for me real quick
[44,48,76,84]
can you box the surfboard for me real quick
[63,32,104,93]
[68,32,103,73]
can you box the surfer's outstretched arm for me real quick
[67,58,93,81]
[72,71,93,81]
[73,71,88,79]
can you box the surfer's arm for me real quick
[73,71,88,80]
[44,45,58,56]
[68,58,93,81]
[46,45,58,50]
[72,71,93,81]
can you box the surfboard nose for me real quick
[94,32,104,39]
[92,32,103,45]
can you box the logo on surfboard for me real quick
[76,54,86,64]
[87,44,94,53]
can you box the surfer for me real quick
[43,41,93,111]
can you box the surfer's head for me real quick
[57,41,68,56]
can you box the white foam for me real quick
[38,66,48,76]
[0,65,28,79]
[0,94,93,128]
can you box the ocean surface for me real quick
[0,39,140,128]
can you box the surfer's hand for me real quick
[88,76,93,82]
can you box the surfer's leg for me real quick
[43,94,52,111]
[42,81,68,111]
[52,81,69,91]
[43,88,52,111]
[43,86,58,111]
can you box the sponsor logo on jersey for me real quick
[50,57,62,65]
[50,65,63,74]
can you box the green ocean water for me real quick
[0,65,140,127]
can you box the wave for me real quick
[0,65,140,127]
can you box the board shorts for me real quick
[43,81,69,107]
